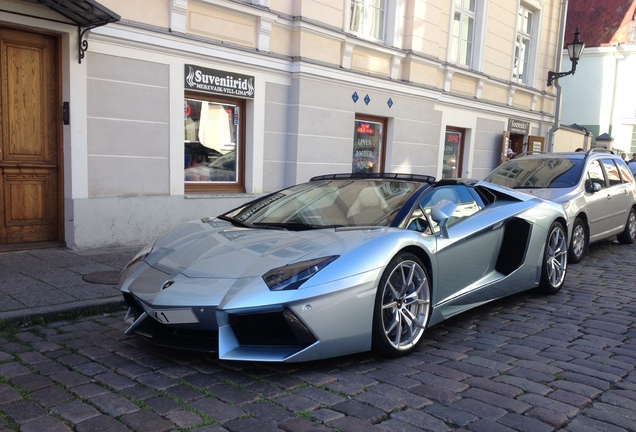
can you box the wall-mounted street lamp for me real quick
[547,28,585,86]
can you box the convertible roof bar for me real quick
[310,173,436,183]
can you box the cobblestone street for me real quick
[1,240,635,432]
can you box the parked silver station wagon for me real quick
[485,149,636,263]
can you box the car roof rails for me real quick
[586,148,614,156]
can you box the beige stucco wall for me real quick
[98,0,170,28]
[296,0,344,29]
[299,31,342,66]
[481,82,508,104]
[512,90,535,111]
[553,128,589,152]
[270,24,296,57]
[402,59,440,88]
[450,75,478,97]
[351,47,392,77]
[482,1,516,81]
[187,3,257,48]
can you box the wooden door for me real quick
[0,28,61,247]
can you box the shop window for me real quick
[184,94,245,193]
[352,116,386,174]
[443,127,465,179]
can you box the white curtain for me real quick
[198,103,233,154]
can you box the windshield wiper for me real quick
[253,222,344,231]
[217,215,254,228]
[512,184,540,189]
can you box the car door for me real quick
[416,185,504,306]
[585,159,616,242]
[601,158,631,234]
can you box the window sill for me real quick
[185,193,257,199]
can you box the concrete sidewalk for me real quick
[0,245,142,322]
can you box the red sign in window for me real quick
[356,123,375,134]
[446,132,461,144]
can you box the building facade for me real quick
[558,0,636,155]
[0,0,564,249]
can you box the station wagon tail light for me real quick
[263,256,338,291]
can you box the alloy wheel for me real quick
[379,259,430,351]
[545,224,568,288]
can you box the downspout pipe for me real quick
[547,0,569,152]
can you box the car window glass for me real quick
[615,159,635,183]
[417,185,481,228]
[602,159,621,186]
[405,207,436,234]
[228,179,422,227]
[484,158,583,189]
[587,160,606,190]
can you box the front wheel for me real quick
[372,253,431,357]
[538,221,568,294]
[568,217,587,264]
[616,208,636,244]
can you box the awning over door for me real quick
[24,0,120,62]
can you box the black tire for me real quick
[372,252,431,357]
[568,217,587,264]
[538,221,568,294]
[617,208,636,244]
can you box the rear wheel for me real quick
[372,253,431,357]
[568,217,587,264]
[617,208,636,244]
[539,221,568,294]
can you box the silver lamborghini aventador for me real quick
[119,173,568,362]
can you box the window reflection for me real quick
[350,0,386,40]
[184,99,239,183]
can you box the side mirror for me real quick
[586,182,602,193]
[430,200,457,237]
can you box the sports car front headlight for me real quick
[118,241,156,288]
[123,241,155,270]
[263,256,338,291]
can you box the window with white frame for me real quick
[513,5,536,84]
[350,0,386,41]
[451,0,476,67]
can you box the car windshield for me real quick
[222,179,424,229]
[485,157,584,189]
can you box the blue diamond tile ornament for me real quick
[387,98,393,108]
[364,94,371,105]
[352,92,359,103]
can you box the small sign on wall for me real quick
[527,135,545,154]
[185,64,254,98]
[508,118,530,134]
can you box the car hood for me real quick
[122,218,401,308]
[144,218,386,279]
[514,188,569,202]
